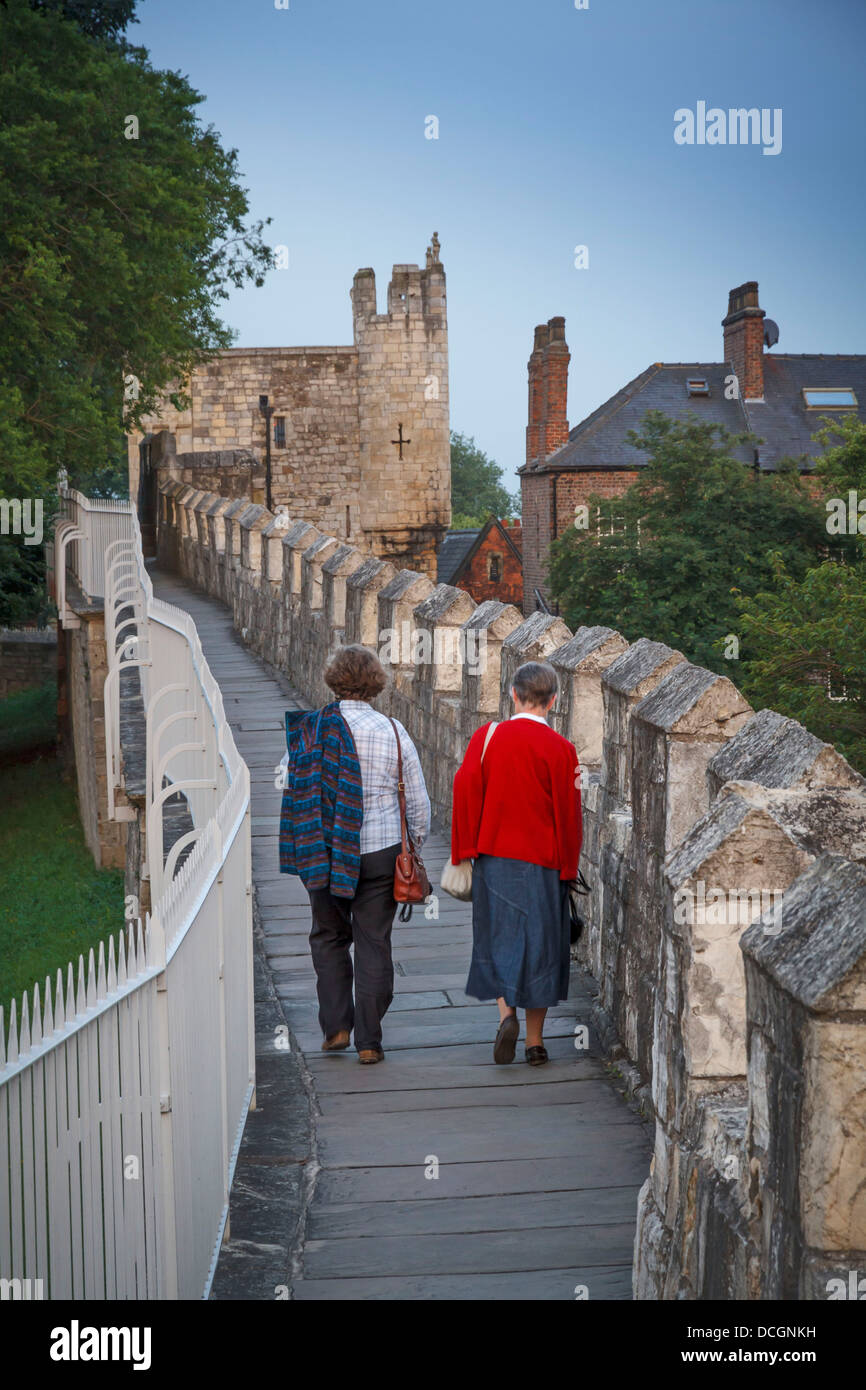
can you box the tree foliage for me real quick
[26,0,138,42]
[548,411,847,674]
[0,0,273,503]
[450,430,519,528]
[736,415,866,772]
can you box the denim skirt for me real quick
[465,854,571,1008]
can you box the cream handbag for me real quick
[440,721,498,901]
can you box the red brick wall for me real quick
[456,522,523,607]
[555,470,640,514]
[521,468,640,611]
[520,472,553,611]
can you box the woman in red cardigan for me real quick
[451,660,582,1066]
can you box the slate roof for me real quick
[744,355,866,470]
[437,528,480,585]
[521,355,866,476]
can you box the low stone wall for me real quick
[158,478,866,1301]
[0,628,57,698]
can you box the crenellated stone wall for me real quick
[158,480,866,1302]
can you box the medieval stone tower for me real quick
[128,238,450,575]
[351,241,449,569]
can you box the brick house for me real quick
[520,283,866,611]
[437,517,523,606]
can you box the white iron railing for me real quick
[51,485,134,625]
[1,505,254,1300]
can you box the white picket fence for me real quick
[0,503,254,1300]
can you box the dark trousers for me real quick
[308,842,401,1051]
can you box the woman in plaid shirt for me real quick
[307,645,430,1064]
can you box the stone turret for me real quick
[352,243,450,577]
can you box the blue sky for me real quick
[132,0,866,493]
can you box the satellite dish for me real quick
[764,319,779,348]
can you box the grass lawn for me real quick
[0,679,57,757]
[0,757,123,1018]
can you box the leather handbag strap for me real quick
[481,720,498,760]
[387,716,412,856]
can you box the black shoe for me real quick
[525,1045,548,1066]
[493,1013,519,1064]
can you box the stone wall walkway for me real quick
[152,569,652,1301]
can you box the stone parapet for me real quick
[156,481,866,1302]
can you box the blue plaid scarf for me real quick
[278,702,363,898]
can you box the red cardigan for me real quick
[451,716,582,881]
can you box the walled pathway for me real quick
[152,569,652,1301]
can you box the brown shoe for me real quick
[358,1047,385,1065]
[525,1044,549,1066]
[493,1012,519,1064]
[322,1030,350,1051]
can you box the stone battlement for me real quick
[158,479,866,1301]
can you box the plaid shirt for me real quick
[339,700,431,855]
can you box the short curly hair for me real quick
[324,644,387,701]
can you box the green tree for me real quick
[0,0,273,503]
[736,415,866,772]
[27,0,138,42]
[450,431,519,528]
[548,411,846,673]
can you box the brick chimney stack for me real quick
[526,317,570,464]
[526,323,548,464]
[542,316,570,456]
[723,282,766,402]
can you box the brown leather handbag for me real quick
[388,716,431,921]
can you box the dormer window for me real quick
[686,378,710,397]
[802,388,857,409]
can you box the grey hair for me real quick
[510,660,558,709]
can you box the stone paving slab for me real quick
[306,1057,602,1094]
[309,1185,642,1239]
[313,1144,653,1204]
[292,1265,632,1300]
[314,1096,639,1168]
[314,1076,612,1115]
[302,1222,637,1280]
[152,569,652,1303]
